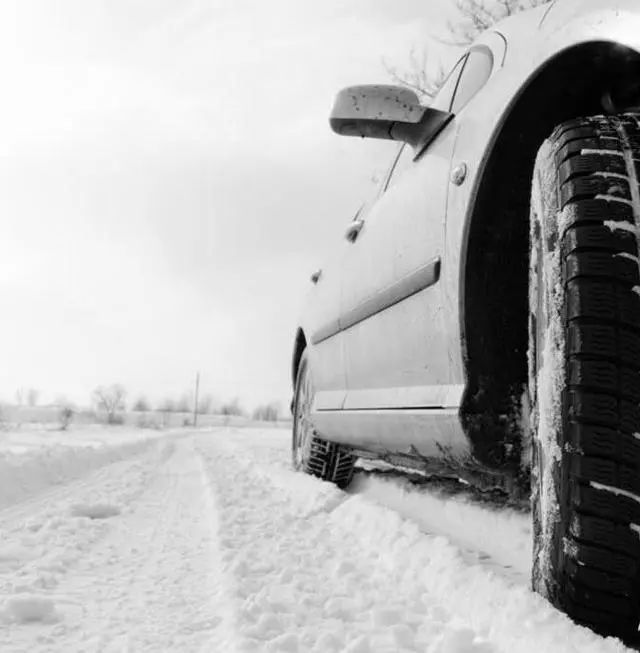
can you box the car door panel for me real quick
[340,120,459,407]
[302,249,349,411]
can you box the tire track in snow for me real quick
[0,437,166,521]
[0,438,233,653]
[62,438,232,653]
[0,432,179,513]
[220,431,530,582]
[210,429,635,653]
[89,444,188,653]
[0,442,170,594]
[199,433,497,652]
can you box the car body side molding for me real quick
[311,257,441,345]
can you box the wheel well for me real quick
[291,328,307,388]
[460,40,640,470]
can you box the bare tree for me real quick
[447,0,550,46]
[59,405,74,431]
[27,388,39,407]
[220,398,244,417]
[132,396,150,412]
[53,395,74,430]
[92,384,127,425]
[385,0,550,100]
[385,47,447,101]
[252,402,280,422]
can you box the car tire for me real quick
[529,114,640,640]
[292,350,356,489]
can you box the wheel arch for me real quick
[459,39,640,470]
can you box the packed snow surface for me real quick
[0,426,634,652]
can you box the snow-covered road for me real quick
[0,427,634,652]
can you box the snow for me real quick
[0,424,168,454]
[0,426,174,510]
[615,252,640,263]
[350,473,531,583]
[594,172,629,181]
[595,194,633,206]
[580,148,624,157]
[590,481,640,505]
[605,219,638,233]
[536,244,564,467]
[1,594,59,624]
[529,140,565,587]
[69,503,121,520]
[0,425,635,651]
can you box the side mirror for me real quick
[329,85,452,153]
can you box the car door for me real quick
[303,245,349,411]
[339,55,470,411]
[306,160,403,412]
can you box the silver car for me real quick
[291,0,640,641]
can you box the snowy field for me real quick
[0,426,634,652]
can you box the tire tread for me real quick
[292,353,356,489]
[535,114,640,640]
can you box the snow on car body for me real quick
[291,0,640,642]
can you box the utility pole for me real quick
[193,371,200,427]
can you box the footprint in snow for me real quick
[70,503,121,520]
[0,594,60,625]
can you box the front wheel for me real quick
[529,114,640,640]
[292,350,355,489]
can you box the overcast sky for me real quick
[0,0,458,411]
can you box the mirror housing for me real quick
[329,85,452,153]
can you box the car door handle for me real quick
[345,218,365,243]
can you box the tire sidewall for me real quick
[292,351,313,471]
[529,140,565,602]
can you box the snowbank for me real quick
[0,427,169,509]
